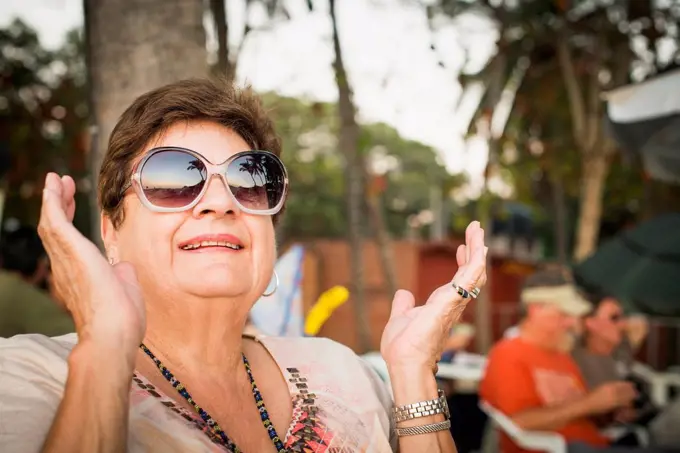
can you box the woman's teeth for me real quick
[180,241,242,251]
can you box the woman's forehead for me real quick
[137,121,250,165]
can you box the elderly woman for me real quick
[0,79,487,453]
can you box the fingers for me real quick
[465,245,487,287]
[621,382,638,398]
[418,221,488,328]
[40,176,69,232]
[461,224,486,288]
[61,175,76,221]
[465,223,473,262]
[44,172,64,199]
[389,289,416,320]
[38,173,81,254]
[456,247,485,291]
[456,244,466,267]
[469,222,484,258]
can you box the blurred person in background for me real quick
[573,296,631,389]
[573,296,647,443]
[575,296,649,381]
[504,304,583,353]
[480,265,676,452]
[0,224,74,337]
[616,315,649,365]
[575,298,676,443]
[504,322,521,339]
[0,79,488,453]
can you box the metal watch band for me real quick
[392,389,450,423]
[395,420,452,437]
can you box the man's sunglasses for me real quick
[610,313,624,323]
[123,147,288,215]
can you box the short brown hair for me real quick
[98,78,283,228]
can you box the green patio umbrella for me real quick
[573,212,680,317]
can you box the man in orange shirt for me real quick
[480,266,676,453]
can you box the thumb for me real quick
[41,176,68,226]
[390,289,415,319]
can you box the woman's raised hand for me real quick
[38,173,145,355]
[380,221,487,372]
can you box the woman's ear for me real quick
[100,212,118,260]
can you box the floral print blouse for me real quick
[0,333,396,453]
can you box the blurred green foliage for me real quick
[0,20,455,243]
[0,20,90,235]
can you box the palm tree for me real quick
[329,0,372,353]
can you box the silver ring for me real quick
[470,287,481,299]
[451,282,470,299]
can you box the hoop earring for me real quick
[108,257,115,265]
[262,271,279,297]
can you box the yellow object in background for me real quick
[304,286,349,336]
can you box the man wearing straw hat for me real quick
[479,265,677,452]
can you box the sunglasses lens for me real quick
[227,153,286,211]
[140,150,207,208]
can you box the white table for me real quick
[361,352,487,386]
[436,362,486,382]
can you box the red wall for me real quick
[299,240,536,352]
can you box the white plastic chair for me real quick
[630,361,680,407]
[479,401,567,453]
[601,425,649,447]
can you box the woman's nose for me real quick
[192,175,239,217]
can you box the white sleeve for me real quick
[0,334,74,453]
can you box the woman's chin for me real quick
[177,278,255,301]
[169,265,263,301]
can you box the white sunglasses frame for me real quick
[122,147,289,216]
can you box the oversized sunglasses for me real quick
[123,147,288,215]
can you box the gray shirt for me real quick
[572,346,626,390]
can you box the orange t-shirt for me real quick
[480,337,609,453]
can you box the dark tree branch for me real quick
[556,24,587,149]
[209,0,230,77]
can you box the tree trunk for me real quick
[573,153,610,261]
[0,180,7,239]
[85,0,207,243]
[209,0,231,78]
[474,173,494,354]
[473,54,506,354]
[329,0,371,353]
[550,173,568,264]
[366,189,398,297]
[557,25,616,262]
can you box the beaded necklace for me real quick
[139,343,286,453]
